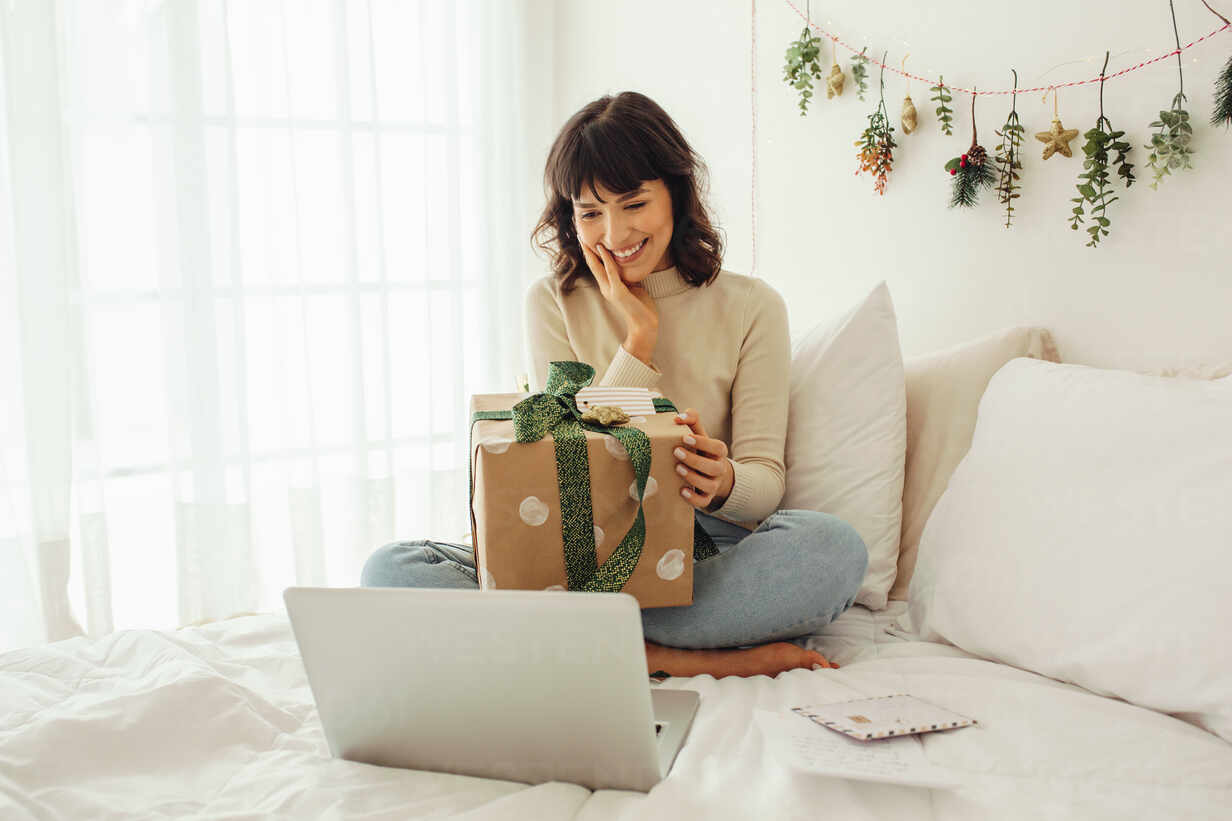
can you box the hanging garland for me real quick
[1069,52,1135,248]
[783,1,1231,96]
[1146,0,1196,187]
[776,1,1232,242]
[854,51,896,195]
[993,70,1027,227]
[945,91,996,207]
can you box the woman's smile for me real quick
[610,238,648,264]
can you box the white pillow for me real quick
[782,281,906,611]
[890,326,1060,602]
[907,358,1232,742]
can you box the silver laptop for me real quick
[282,586,700,792]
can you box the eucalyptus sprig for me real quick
[930,76,955,135]
[783,25,824,116]
[854,51,897,195]
[993,71,1026,228]
[851,47,870,101]
[1145,2,1195,188]
[1069,52,1135,248]
[1146,92,1194,188]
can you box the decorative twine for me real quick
[748,1,1230,280]
[782,0,1232,96]
[1043,86,1060,116]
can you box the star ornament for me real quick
[1035,118,1080,160]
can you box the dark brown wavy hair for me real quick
[530,92,725,295]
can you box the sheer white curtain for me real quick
[0,0,540,652]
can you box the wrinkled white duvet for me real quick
[3,601,1229,820]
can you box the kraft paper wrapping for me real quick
[469,392,696,608]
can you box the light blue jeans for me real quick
[359,508,868,650]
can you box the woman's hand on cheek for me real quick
[672,408,735,511]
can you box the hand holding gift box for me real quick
[468,361,717,608]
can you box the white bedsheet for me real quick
[2,601,1230,820]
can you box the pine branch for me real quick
[945,93,994,208]
[946,149,996,207]
[1210,55,1232,128]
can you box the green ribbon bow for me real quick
[468,361,718,593]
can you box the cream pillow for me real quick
[907,358,1232,742]
[888,326,1060,602]
[781,281,906,611]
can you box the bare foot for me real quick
[645,640,839,679]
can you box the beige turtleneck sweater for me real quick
[523,265,790,528]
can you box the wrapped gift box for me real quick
[468,380,699,608]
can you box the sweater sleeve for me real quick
[523,278,578,393]
[599,343,662,388]
[708,280,790,524]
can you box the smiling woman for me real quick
[359,91,871,680]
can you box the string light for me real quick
[783,0,1232,95]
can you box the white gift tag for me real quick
[574,386,657,417]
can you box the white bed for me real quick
[4,600,1230,820]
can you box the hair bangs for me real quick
[562,123,657,204]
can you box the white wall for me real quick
[537,0,1231,370]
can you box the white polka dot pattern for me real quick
[656,549,685,581]
[481,567,496,590]
[519,496,549,526]
[594,525,604,547]
[629,475,658,501]
[630,416,647,424]
[544,584,565,591]
[605,436,629,460]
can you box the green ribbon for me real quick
[468,361,718,593]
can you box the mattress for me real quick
[2,600,1230,820]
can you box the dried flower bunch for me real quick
[855,51,897,195]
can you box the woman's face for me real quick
[572,177,674,284]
